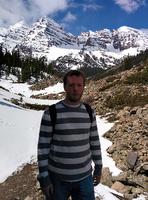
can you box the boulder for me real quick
[101,167,113,187]
[111,181,129,194]
[126,151,138,169]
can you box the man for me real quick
[37,70,102,200]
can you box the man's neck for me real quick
[63,98,81,106]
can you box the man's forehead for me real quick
[67,75,83,80]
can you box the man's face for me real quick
[64,75,84,103]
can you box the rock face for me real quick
[17,17,77,54]
[112,26,148,51]
[0,17,76,53]
[77,26,148,51]
[77,29,112,49]
[1,20,148,53]
[0,21,28,51]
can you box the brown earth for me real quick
[0,163,44,200]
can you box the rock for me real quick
[130,108,137,115]
[112,172,128,182]
[116,162,128,171]
[117,109,130,122]
[111,181,128,194]
[95,197,101,200]
[101,167,113,187]
[131,187,144,195]
[143,163,148,171]
[126,151,138,169]
[124,193,135,200]
[107,145,116,154]
[24,196,33,200]
[130,174,148,189]
[136,162,148,174]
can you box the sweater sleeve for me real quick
[37,109,53,188]
[90,111,102,176]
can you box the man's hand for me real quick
[93,175,101,186]
[41,184,53,197]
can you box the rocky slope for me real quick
[83,64,148,199]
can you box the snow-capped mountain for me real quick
[0,17,148,71]
[112,26,148,51]
[0,21,29,51]
[16,18,77,54]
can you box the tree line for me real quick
[94,49,148,80]
[0,46,54,82]
[120,48,148,71]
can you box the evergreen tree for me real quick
[21,58,31,82]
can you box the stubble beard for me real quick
[66,93,82,103]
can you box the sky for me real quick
[0,0,148,35]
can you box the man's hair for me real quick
[63,70,85,87]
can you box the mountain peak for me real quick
[35,16,63,30]
[9,20,28,30]
[117,26,134,31]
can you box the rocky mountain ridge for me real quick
[1,17,148,71]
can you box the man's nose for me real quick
[73,85,79,91]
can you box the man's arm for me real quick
[37,109,53,192]
[90,111,102,185]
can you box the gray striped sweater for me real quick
[37,101,102,187]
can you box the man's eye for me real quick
[68,84,82,87]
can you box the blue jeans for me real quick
[50,174,95,200]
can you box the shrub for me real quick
[106,91,148,109]
[125,67,148,84]
[99,80,120,91]
[23,103,48,110]
[106,75,118,82]
[11,98,19,105]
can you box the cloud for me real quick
[114,0,146,13]
[82,4,103,12]
[0,0,69,27]
[60,12,76,34]
[70,2,103,12]
[63,11,77,23]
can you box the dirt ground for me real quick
[0,163,44,200]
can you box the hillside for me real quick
[83,60,148,199]
[0,51,148,200]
